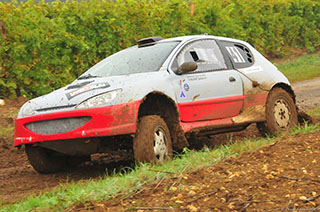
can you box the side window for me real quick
[172,39,227,73]
[220,41,254,69]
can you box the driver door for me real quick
[170,39,244,122]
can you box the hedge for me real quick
[0,0,319,98]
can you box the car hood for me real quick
[29,76,127,113]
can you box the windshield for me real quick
[81,41,180,78]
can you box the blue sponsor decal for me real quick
[184,83,190,91]
[180,91,186,98]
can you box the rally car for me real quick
[14,35,299,173]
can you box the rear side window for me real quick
[220,41,254,69]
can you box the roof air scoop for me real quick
[137,37,164,47]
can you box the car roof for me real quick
[159,34,249,45]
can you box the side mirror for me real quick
[177,62,197,75]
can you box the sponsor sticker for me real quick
[187,74,207,81]
[242,66,263,74]
[184,83,190,91]
[66,82,110,100]
[180,91,186,98]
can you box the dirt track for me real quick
[91,130,320,212]
[293,77,320,111]
[0,78,319,206]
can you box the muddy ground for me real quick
[0,78,319,208]
[83,130,320,212]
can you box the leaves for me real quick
[0,0,319,98]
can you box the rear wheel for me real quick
[257,87,298,136]
[133,115,172,164]
[25,145,68,174]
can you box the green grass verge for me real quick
[2,124,319,212]
[275,53,320,83]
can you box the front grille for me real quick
[25,117,92,135]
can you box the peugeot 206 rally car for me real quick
[14,35,299,173]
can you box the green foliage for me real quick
[0,0,319,98]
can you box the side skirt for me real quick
[180,105,266,136]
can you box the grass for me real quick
[290,122,320,134]
[307,106,320,117]
[2,124,319,212]
[0,126,14,138]
[275,53,320,82]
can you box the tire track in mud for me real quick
[294,77,320,111]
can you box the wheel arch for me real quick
[271,83,296,103]
[271,82,313,125]
[137,91,189,151]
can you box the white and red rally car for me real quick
[15,35,299,173]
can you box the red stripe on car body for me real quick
[178,95,245,122]
[243,93,268,108]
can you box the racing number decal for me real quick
[225,46,245,63]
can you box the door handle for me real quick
[229,76,236,82]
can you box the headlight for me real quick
[19,101,35,118]
[76,89,122,109]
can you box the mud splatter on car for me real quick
[14,35,300,173]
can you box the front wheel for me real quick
[133,115,173,164]
[257,87,298,136]
[25,145,68,174]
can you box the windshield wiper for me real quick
[78,74,100,80]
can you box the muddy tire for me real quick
[257,88,298,136]
[67,155,91,167]
[133,115,173,164]
[25,145,68,174]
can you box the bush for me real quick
[0,0,319,98]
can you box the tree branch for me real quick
[0,19,7,40]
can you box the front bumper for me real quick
[14,100,141,146]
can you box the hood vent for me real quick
[36,104,77,112]
[67,80,93,90]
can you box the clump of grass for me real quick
[307,107,320,117]
[0,126,14,138]
[291,122,320,134]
